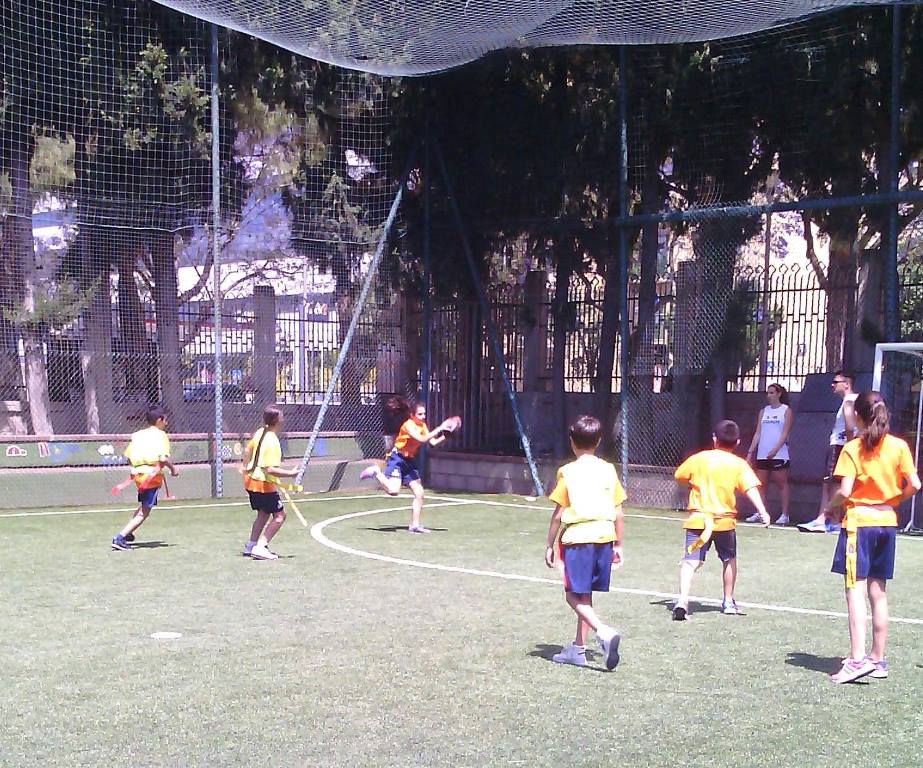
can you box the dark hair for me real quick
[263,404,283,427]
[713,420,740,448]
[854,391,889,451]
[569,415,602,450]
[768,382,790,406]
[383,395,422,434]
[834,370,853,384]
[146,406,165,425]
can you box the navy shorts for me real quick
[248,491,283,515]
[831,526,896,581]
[138,487,159,508]
[383,450,421,486]
[683,529,737,563]
[562,542,614,594]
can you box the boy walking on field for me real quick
[111,407,178,551]
[545,415,625,670]
[242,405,300,561]
[673,420,769,620]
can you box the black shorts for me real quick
[824,445,844,481]
[248,491,283,515]
[755,458,790,472]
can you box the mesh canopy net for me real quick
[153,0,895,75]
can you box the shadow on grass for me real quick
[528,644,608,673]
[362,525,448,533]
[649,598,724,616]
[130,541,172,549]
[785,652,845,675]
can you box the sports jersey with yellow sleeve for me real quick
[548,454,626,544]
[125,425,171,490]
[393,417,427,459]
[244,427,283,493]
[674,449,760,531]
[833,434,917,527]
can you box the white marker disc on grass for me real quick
[523,496,537,502]
[150,631,183,640]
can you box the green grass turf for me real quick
[2,492,923,767]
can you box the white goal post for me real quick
[872,343,923,532]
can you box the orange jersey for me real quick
[393,417,427,458]
[834,434,917,527]
[675,448,760,531]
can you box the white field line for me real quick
[312,503,923,626]
[0,493,391,519]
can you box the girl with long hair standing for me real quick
[824,392,920,683]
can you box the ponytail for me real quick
[854,391,890,451]
[383,395,413,434]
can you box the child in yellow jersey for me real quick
[242,405,301,560]
[111,407,179,551]
[672,420,768,620]
[359,396,453,533]
[544,415,625,670]
[824,392,920,684]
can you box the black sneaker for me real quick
[111,535,132,551]
[124,533,135,543]
[672,604,688,621]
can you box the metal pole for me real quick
[884,2,902,341]
[759,210,772,391]
[420,123,433,475]
[432,137,544,496]
[210,23,224,497]
[295,148,417,485]
[618,46,630,483]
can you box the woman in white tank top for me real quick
[746,383,794,525]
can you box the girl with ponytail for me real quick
[824,391,921,684]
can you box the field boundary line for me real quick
[312,504,923,626]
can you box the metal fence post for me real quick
[210,23,224,497]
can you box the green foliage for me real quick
[4,276,99,332]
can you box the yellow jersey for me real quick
[549,454,627,544]
[125,426,171,490]
[674,449,760,531]
[244,427,283,493]
[833,434,917,527]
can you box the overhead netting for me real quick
[154,0,896,75]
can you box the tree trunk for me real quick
[551,237,573,457]
[825,219,858,372]
[594,230,620,457]
[79,228,114,434]
[9,135,54,435]
[151,232,185,426]
[117,240,149,402]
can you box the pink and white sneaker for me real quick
[359,466,378,481]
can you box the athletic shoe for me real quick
[830,657,875,684]
[408,525,430,534]
[111,535,132,551]
[124,533,136,543]
[745,512,762,523]
[242,541,255,557]
[552,643,587,667]
[359,466,378,481]
[672,603,688,622]
[596,626,621,670]
[797,519,828,533]
[250,544,278,561]
[868,658,889,679]
[775,515,790,526]
[721,600,742,615]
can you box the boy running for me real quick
[545,415,625,670]
[111,407,178,550]
[824,392,920,684]
[672,420,769,620]
[242,405,300,561]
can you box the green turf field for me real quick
[2,492,922,767]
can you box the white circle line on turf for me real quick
[312,504,923,627]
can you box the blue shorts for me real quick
[562,542,614,595]
[383,450,421,486]
[831,526,896,581]
[683,529,737,563]
[248,491,283,515]
[138,487,159,508]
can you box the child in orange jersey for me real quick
[824,392,921,684]
[359,396,453,533]
[672,420,769,620]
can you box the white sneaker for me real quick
[552,643,586,667]
[596,626,621,670]
[242,541,255,557]
[775,514,790,526]
[745,513,762,523]
[250,544,278,560]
